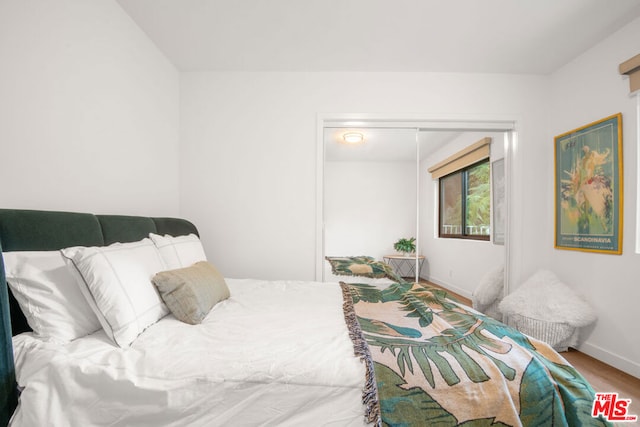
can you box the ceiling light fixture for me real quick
[342,132,364,144]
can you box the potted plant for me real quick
[393,237,416,256]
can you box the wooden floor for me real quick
[421,280,640,413]
[563,349,640,409]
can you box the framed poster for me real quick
[491,158,505,245]
[554,113,623,254]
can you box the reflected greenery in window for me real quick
[439,160,490,240]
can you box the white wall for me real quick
[0,0,180,216]
[419,132,506,298]
[180,72,548,282]
[180,62,638,376]
[6,0,635,377]
[324,160,416,281]
[545,17,640,377]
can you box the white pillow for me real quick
[472,265,504,307]
[149,233,207,269]
[61,238,169,347]
[3,251,101,342]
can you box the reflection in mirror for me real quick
[321,124,510,306]
[323,127,418,282]
[418,131,506,301]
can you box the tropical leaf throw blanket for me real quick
[325,256,402,282]
[340,280,610,427]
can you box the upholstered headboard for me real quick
[0,208,198,425]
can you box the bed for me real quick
[0,209,609,426]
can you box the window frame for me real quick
[438,158,491,241]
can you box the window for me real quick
[439,159,490,240]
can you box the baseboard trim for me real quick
[425,276,639,379]
[422,275,473,300]
[576,341,640,379]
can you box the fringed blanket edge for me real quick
[339,282,382,427]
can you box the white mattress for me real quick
[10,279,368,426]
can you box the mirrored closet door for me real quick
[319,117,514,299]
[323,127,421,282]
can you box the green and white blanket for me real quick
[326,256,403,282]
[339,279,609,426]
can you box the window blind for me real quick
[620,53,640,94]
[428,137,491,179]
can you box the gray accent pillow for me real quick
[152,261,230,325]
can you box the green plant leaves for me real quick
[343,281,606,426]
[393,237,416,253]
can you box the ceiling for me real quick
[116,0,640,74]
[326,128,420,162]
[325,128,469,162]
[115,1,640,160]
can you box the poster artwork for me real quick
[554,113,623,254]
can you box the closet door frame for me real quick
[316,113,519,294]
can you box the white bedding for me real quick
[10,279,367,427]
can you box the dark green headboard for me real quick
[0,208,198,425]
[0,243,16,427]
